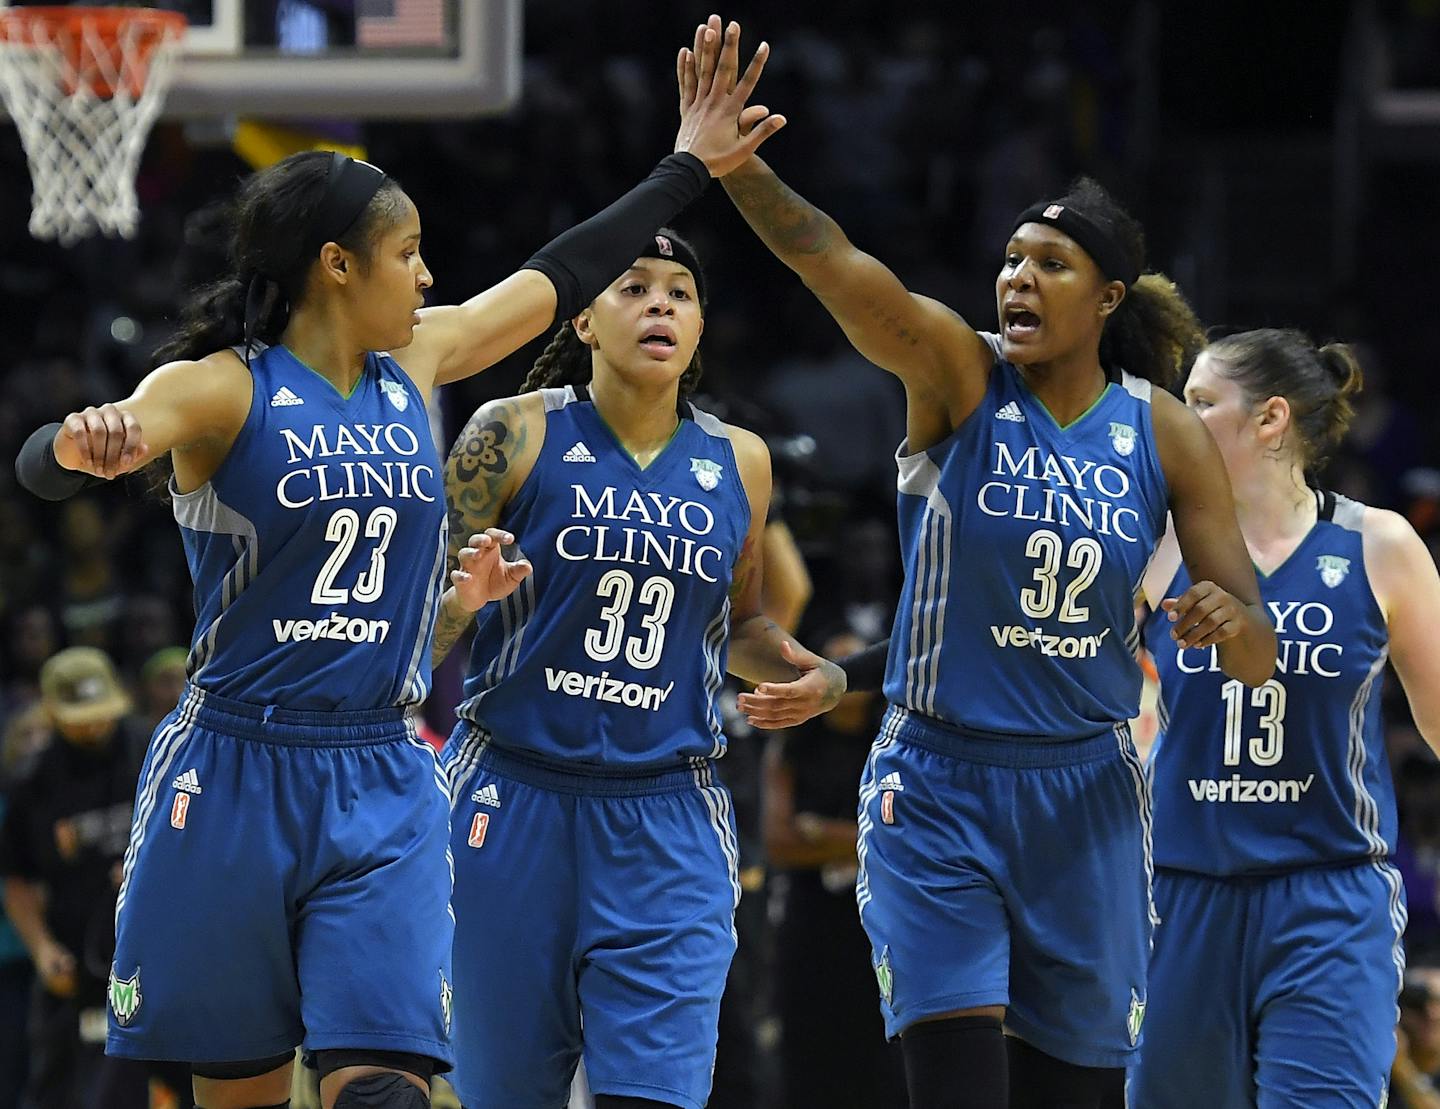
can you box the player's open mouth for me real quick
[1003,304,1041,338]
[639,326,677,355]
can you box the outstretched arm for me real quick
[1154,391,1276,686]
[398,17,786,393]
[16,351,251,499]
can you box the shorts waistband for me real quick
[885,705,1129,768]
[179,683,411,746]
[463,728,717,797]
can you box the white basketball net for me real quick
[0,10,184,246]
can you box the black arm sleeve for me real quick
[15,422,100,501]
[522,152,710,322]
[836,638,890,694]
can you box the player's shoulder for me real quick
[1358,503,1424,559]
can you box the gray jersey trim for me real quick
[1332,493,1367,533]
[171,480,259,680]
[688,402,732,440]
[541,385,575,412]
[1120,371,1152,402]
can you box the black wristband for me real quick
[15,422,98,501]
[836,638,889,694]
[523,152,710,323]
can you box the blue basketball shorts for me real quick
[442,726,741,1109]
[855,705,1156,1068]
[1129,863,1405,1108]
[106,684,455,1067]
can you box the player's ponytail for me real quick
[1205,329,1365,474]
[1101,272,1205,389]
[153,150,408,368]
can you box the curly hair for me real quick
[1045,177,1206,388]
[522,320,705,396]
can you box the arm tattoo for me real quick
[431,399,528,667]
[728,532,759,608]
[722,168,834,257]
[430,592,473,669]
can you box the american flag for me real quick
[355,0,447,48]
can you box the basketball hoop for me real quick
[0,6,186,245]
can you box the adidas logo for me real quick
[471,783,501,808]
[171,768,202,795]
[270,386,304,407]
[562,441,597,463]
[878,772,904,793]
[995,401,1025,422]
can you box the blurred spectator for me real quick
[137,646,188,735]
[0,648,149,1109]
[55,499,127,655]
[1396,755,1440,963]
[764,627,906,1109]
[1,605,60,720]
[1393,969,1440,1109]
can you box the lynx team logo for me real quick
[1109,421,1136,457]
[1317,554,1350,588]
[1127,988,1146,1047]
[690,458,723,492]
[874,946,894,1005]
[380,379,409,412]
[109,966,142,1027]
[439,971,453,1035]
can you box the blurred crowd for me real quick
[4,2,1440,1107]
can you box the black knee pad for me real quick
[311,1050,437,1086]
[1006,1036,1125,1109]
[331,1071,429,1108]
[900,1015,1009,1109]
[191,1051,295,1081]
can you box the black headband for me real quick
[302,151,388,259]
[636,229,706,307]
[1011,201,1140,288]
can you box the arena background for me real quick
[2,2,1440,1107]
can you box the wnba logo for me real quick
[170,793,189,829]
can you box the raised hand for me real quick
[54,403,149,479]
[451,529,533,613]
[1162,580,1251,650]
[736,639,846,729]
[674,14,786,178]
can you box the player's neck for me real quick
[1233,464,1316,561]
[588,372,681,466]
[281,309,368,395]
[1015,353,1108,427]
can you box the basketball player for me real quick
[435,224,845,1109]
[1131,330,1440,1108]
[682,17,1277,1107]
[11,28,785,1108]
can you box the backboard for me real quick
[0,0,520,119]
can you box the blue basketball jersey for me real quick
[456,387,750,768]
[173,344,447,710]
[1146,492,1396,875]
[884,335,1169,738]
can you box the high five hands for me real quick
[674,15,786,177]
